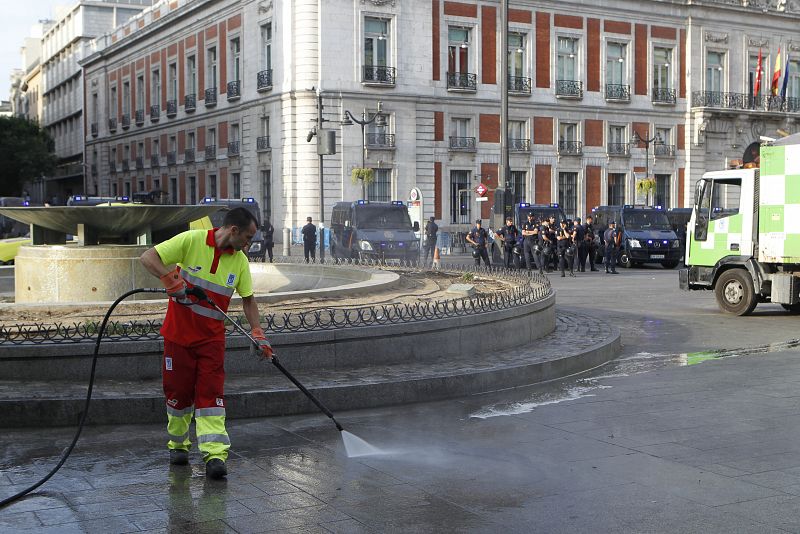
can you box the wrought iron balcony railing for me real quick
[653,144,676,157]
[508,76,532,94]
[150,104,160,122]
[257,70,273,91]
[185,94,196,112]
[151,155,160,168]
[121,160,130,171]
[605,84,630,101]
[135,156,144,169]
[449,136,476,150]
[166,100,177,117]
[108,117,117,132]
[556,80,583,98]
[257,136,271,151]
[227,80,241,100]
[509,138,531,152]
[205,87,217,106]
[90,123,98,136]
[121,114,130,129]
[558,140,583,155]
[205,145,216,160]
[227,141,240,156]
[691,91,800,113]
[167,151,176,165]
[607,143,630,156]
[135,109,144,125]
[184,148,195,163]
[366,133,396,148]
[363,65,396,85]
[652,87,676,104]
[447,72,477,91]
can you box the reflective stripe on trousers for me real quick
[166,405,193,451]
[196,410,229,461]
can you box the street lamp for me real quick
[341,101,386,199]
[631,130,663,204]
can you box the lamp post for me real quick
[341,101,386,199]
[631,130,663,204]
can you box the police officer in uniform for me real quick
[583,215,599,271]
[423,216,439,265]
[495,216,519,268]
[603,221,621,274]
[521,213,540,271]
[572,217,586,272]
[538,220,554,273]
[557,219,576,277]
[466,219,490,267]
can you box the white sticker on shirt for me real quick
[216,398,224,407]
[165,357,173,371]
[227,273,236,286]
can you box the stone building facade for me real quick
[82,0,800,233]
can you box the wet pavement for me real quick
[5,267,800,532]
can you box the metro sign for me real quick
[475,183,488,196]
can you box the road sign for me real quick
[475,183,488,196]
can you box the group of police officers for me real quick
[462,214,624,276]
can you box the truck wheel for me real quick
[662,260,680,269]
[618,251,633,268]
[781,303,800,314]
[715,269,758,316]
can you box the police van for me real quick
[590,205,682,268]
[193,197,267,261]
[329,200,420,263]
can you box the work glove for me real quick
[251,327,274,360]
[160,268,187,298]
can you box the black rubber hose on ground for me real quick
[0,287,166,509]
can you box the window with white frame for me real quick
[508,33,525,79]
[110,85,117,114]
[122,80,130,115]
[168,63,177,101]
[261,169,272,221]
[559,122,578,143]
[558,172,578,219]
[207,46,217,89]
[232,172,241,198]
[364,17,389,69]
[789,59,800,100]
[186,55,196,95]
[366,112,391,146]
[608,125,627,154]
[557,36,579,81]
[608,173,626,205]
[136,74,144,111]
[655,174,671,207]
[448,27,471,74]
[606,42,626,86]
[450,117,472,149]
[748,53,761,99]
[653,47,673,90]
[230,37,241,82]
[208,174,217,199]
[509,120,527,151]
[151,69,160,106]
[367,168,391,202]
[188,176,196,204]
[187,132,195,149]
[511,170,526,204]
[260,23,272,72]
[706,51,724,93]
[655,127,673,156]
[450,170,471,224]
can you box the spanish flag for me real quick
[772,47,782,96]
[754,48,763,97]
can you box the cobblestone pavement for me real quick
[4,267,800,532]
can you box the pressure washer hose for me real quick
[0,287,165,509]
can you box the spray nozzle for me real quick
[186,286,208,301]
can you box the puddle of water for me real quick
[469,339,800,419]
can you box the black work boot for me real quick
[169,449,189,466]
[205,458,228,479]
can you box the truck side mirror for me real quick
[413,221,420,232]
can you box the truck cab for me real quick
[329,200,420,263]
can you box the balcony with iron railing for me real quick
[257,69,272,91]
[556,80,583,99]
[121,160,130,171]
[150,155,160,168]
[166,100,177,117]
[366,133,396,148]
[606,143,630,156]
[449,136,477,151]
[205,87,217,107]
[653,144,676,157]
[135,109,144,125]
[605,84,630,102]
[167,151,176,165]
[150,104,160,122]
[184,148,195,163]
[509,76,532,95]
[558,140,583,155]
[652,87,676,104]
[90,123,98,136]
[185,94,196,112]
[227,80,241,101]
[363,65,396,86]
[691,91,800,113]
[108,117,117,132]
[121,113,130,129]
[257,136,271,151]
[509,138,531,152]
[135,156,144,169]
[447,72,477,92]
[227,141,240,156]
[205,145,216,160]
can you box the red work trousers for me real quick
[163,339,229,461]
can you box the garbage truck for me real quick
[680,134,800,315]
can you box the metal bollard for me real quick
[282,228,291,256]
[319,223,325,263]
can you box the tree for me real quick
[0,117,56,196]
